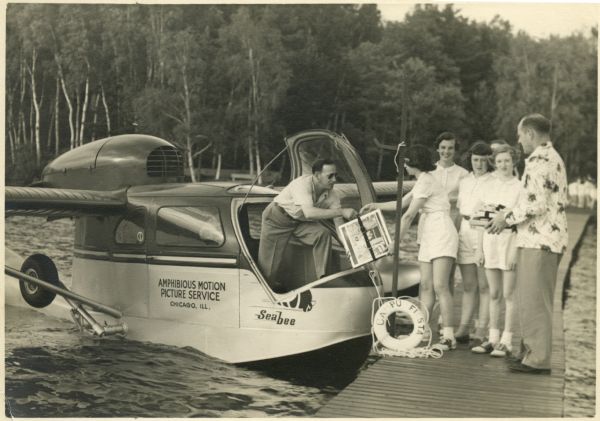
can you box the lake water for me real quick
[5,305,356,417]
[5,215,595,417]
[563,220,596,417]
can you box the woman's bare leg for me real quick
[501,269,517,344]
[418,261,435,329]
[432,257,455,333]
[485,268,503,343]
[457,263,479,337]
[475,266,490,338]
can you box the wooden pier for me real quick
[317,210,592,418]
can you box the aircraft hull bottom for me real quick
[118,314,372,364]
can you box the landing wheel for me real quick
[19,254,59,308]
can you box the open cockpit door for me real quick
[285,130,377,209]
[233,130,382,302]
[285,130,420,293]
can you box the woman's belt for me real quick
[420,209,451,214]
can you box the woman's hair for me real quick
[492,144,518,165]
[434,131,458,149]
[406,145,436,172]
[490,139,508,147]
[462,141,493,172]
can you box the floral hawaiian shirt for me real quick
[505,142,568,254]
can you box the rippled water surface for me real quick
[6,306,350,417]
[563,220,596,418]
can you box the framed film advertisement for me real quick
[337,209,392,268]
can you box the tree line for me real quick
[5,3,597,185]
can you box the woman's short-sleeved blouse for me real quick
[432,163,469,203]
[480,176,522,209]
[457,172,493,217]
[412,172,451,213]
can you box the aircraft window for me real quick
[115,212,145,245]
[76,216,114,249]
[156,207,224,247]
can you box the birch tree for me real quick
[164,29,202,181]
[218,6,290,178]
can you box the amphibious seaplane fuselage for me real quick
[68,183,382,363]
[5,132,419,365]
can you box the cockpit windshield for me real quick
[296,137,356,184]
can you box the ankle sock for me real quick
[442,327,455,339]
[489,328,500,344]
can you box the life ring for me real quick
[372,298,426,351]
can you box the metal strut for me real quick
[5,266,128,337]
[66,297,128,337]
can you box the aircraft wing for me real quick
[372,180,416,198]
[5,186,128,218]
[335,180,415,199]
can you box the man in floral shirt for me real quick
[488,113,568,374]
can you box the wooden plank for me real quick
[317,210,590,418]
[318,395,560,417]
[327,393,561,411]
[342,384,563,401]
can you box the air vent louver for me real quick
[146,146,184,178]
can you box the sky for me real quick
[377,2,599,38]
[2,0,596,38]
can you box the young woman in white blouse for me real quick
[432,132,469,229]
[401,132,468,227]
[472,144,522,357]
[362,145,459,350]
[455,141,493,344]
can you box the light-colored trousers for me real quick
[258,202,331,283]
[516,247,561,369]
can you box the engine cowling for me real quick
[41,134,184,190]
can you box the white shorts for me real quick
[482,230,516,270]
[457,220,479,265]
[417,212,458,263]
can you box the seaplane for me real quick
[5,130,420,369]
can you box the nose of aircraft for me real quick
[374,257,421,292]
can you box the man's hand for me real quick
[341,208,358,220]
[486,210,507,234]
